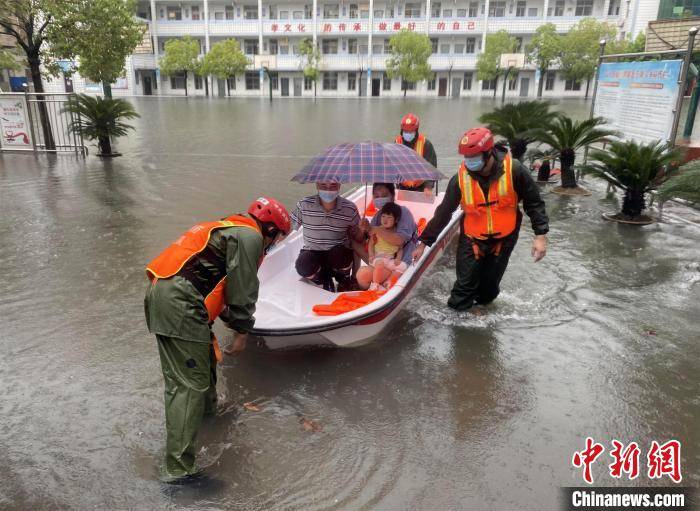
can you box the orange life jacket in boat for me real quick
[457,153,518,241]
[146,215,262,322]
[396,133,427,188]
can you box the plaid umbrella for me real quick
[292,141,444,184]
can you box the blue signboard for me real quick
[594,60,683,144]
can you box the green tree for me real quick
[0,0,73,149]
[299,38,321,97]
[159,36,201,97]
[200,39,249,96]
[559,18,617,98]
[478,101,553,161]
[584,140,682,220]
[476,30,517,99]
[63,93,139,156]
[526,23,561,98]
[605,32,646,55]
[0,47,22,75]
[529,114,617,191]
[48,0,145,98]
[385,29,433,97]
[657,160,700,203]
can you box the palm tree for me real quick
[478,100,553,161]
[583,140,683,221]
[530,114,616,192]
[63,94,139,156]
[656,159,700,204]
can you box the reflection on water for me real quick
[0,97,698,510]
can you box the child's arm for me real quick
[368,234,376,263]
[395,245,403,265]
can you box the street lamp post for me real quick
[262,65,273,102]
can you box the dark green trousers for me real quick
[447,234,516,311]
[156,335,217,479]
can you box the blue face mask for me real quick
[373,197,392,210]
[402,131,416,143]
[318,190,339,203]
[464,156,485,172]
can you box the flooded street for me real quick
[0,97,698,510]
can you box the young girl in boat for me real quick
[367,202,408,291]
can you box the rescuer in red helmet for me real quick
[144,197,290,482]
[412,127,549,312]
[395,113,438,194]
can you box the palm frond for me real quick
[657,159,700,202]
[478,100,553,145]
[62,94,139,142]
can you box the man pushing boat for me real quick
[413,127,549,312]
[144,197,291,482]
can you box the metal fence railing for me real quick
[0,92,86,154]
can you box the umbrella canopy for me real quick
[292,141,445,184]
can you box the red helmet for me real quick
[400,113,420,132]
[247,197,291,235]
[458,127,494,157]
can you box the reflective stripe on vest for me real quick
[146,215,261,321]
[457,154,518,240]
[396,133,427,187]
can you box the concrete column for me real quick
[150,0,159,95]
[425,0,432,34]
[602,0,611,20]
[259,0,264,94]
[367,0,374,96]
[482,0,489,52]
[542,0,549,20]
[204,0,213,94]
[313,0,318,45]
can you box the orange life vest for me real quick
[457,153,518,240]
[146,215,262,322]
[396,133,427,188]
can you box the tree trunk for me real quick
[403,81,407,97]
[560,149,577,188]
[621,188,646,218]
[28,55,56,151]
[510,138,528,161]
[493,76,498,99]
[537,160,552,182]
[584,77,591,99]
[102,83,113,99]
[98,135,112,155]
[204,76,209,96]
[227,76,231,96]
[184,71,188,97]
[537,68,545,98]
[314,80,317,97]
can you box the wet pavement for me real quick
[0,97,698,510]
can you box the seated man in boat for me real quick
[292,181,363,292]
[356,183,417,290]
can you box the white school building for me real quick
[43,0,660,98]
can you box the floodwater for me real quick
[0,97,698,510]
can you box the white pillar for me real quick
[425,0,432,34]
[602,0,611,20]
[150,0,159,95]
[367,0,374,96]
[482,0,489,53]
[204,0,213,94]
[313,0,318,45]
[259,0,264,94]
[542,0,549,20]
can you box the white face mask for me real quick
[318,190,339,203]
[373,197,392,210]
[402,131,416,143]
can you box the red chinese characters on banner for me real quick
[298,23,306,32]
[284,23,292,32]
[393,22,401,31]
[407,22,416,30]
[323,23,332,32]
[453,21,460,30]
[648,440,682,483]
[609,440,641,480]
[271,24,279,32]
[436,22,446,31]
[572,437,605,484]
[353,22,362,31]
[467,21,475,30]
[339,23,346,31]
[379,22,387,31]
